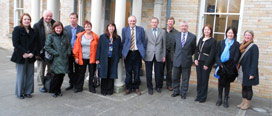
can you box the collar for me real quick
[70,25,78,29]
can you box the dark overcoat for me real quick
[96,34,122,79]
[240,44,259,86]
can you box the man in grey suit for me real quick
[171,21,196,99]
[144,17,166,95]
[64,13,84,91]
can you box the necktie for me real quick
[153,28,157,40]
[130,28,135,50]
[181,33,186,47]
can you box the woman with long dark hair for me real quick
[96,23,122,96]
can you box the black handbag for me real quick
[44,48,53,62]
[43,72,54,93]
[93,65,101,88]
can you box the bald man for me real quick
[33,10,56,93]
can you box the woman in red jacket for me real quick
[73,21,99,93]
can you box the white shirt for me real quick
[152,28,158,39]
[130,27,138,50]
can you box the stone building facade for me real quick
[0,0,271,99]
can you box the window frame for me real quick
[197,0,245,42]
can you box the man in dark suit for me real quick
[33,10,55,93]
[64,13,84,91]
[171,21,196,99]
[122,16,146,95]
[144,17,166,95]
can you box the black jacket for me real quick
[194,37,217,67]
[33,18,56,56]
[240,44,259,86]
[11,26,37,64]
[215,39,240,67]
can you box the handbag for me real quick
[44,48,53,62]
[237,43,254,84]
[43,72,54,93]
[93,65,101,88]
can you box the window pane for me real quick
[216,0,228,13]
[229,0,241,13]
[204,14,215,27]
[214,34,225,41]
[206,0,216,13]
[215,15,226,32]
[227,15,239,30]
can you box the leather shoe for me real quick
[194,98,199,101]
[74,89,82,93]
[24,94,32,98]
[156,88,161,93]
[167,86,173,91]
[148,89,153,95]
[89,89,96,93]
[51,93,58,98]
[65,85,73,90]
[125,89,131,95]
[171,93,179,97]
[39,87,47,93]
[135,89,141,95]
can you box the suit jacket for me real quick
[122,26,146,59]
[194,37,217,67]
[64,25,85,47]
[144,28,166,62]
[173,32,196,68]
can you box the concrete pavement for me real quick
[0,48,271,116]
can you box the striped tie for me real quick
[130,28,135,50]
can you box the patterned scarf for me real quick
[239,40,253,53]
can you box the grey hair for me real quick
[244,30,254,38]
[151,17,159,23]
[128,16,137,22]
[180,20,188,26]
[43,10,53,17]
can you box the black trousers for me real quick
[242,85,253,100]
[75,59,96,91]
[68,54,79,86]
[145,56,163,90]
[101,58,114,94]
[196,61,212,101]
[163,50,173,88]
[51,73,65,94]
[124,50,142,91]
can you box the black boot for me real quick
[216,85,223,106]
[223,96,229,108]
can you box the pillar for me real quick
[47,0,60,21]
[154,0,163,27]
[91,0,102,34]
[132,0,142,26]
[31,0,40,26]
[114,0,126,93]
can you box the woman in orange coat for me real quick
[73,21,99,93]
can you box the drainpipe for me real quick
[165,0,171,27]
[74,0,77,13]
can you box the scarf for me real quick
[239,40,253,53]
[220,38,234,63]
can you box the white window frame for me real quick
[14,0,24,27]
[197,0,245,42]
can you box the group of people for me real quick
[11,10,259,110]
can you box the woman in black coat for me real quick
[215,27,240,108]
[194,24,216,103]
[236,30,259,110]
[11,13,37,99]
[96,23,122,96]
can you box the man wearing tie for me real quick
[171,21,196,99]
[122,16,146,95]
[144,17,166,95]
[64,13,84,91]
